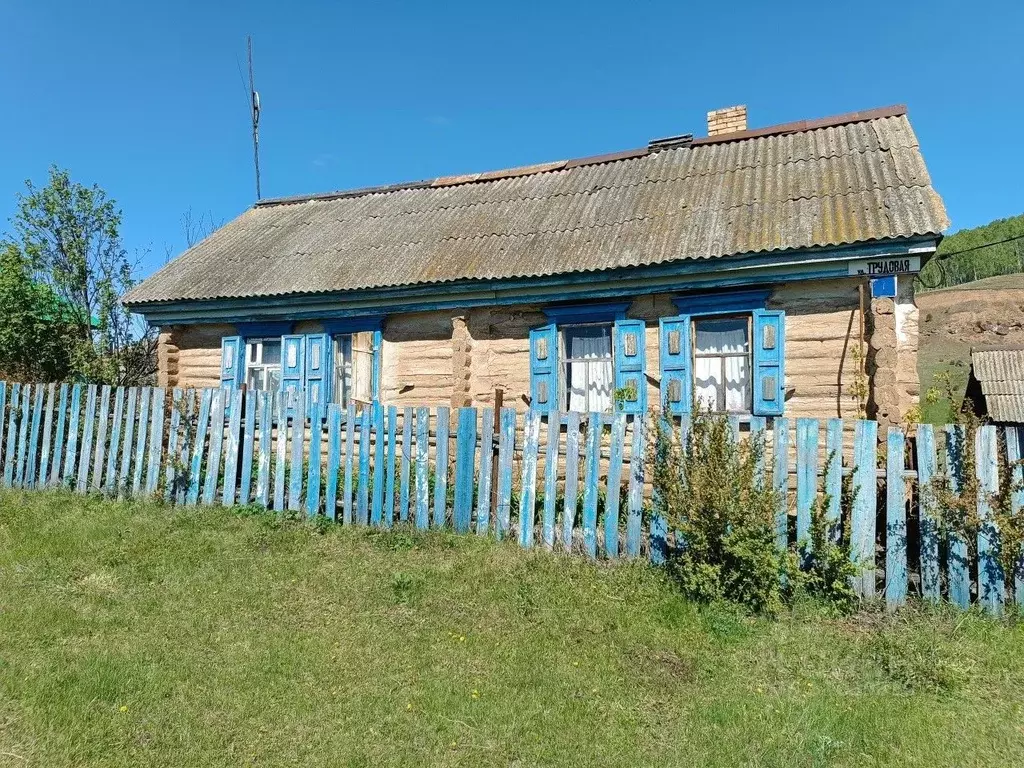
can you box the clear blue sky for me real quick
[2,0,1022,278]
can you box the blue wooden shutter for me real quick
[752,309,785,416]
[281,334,305,400]
[613,319,646,414]
[659,315,692,415]
[304,333,330,413]
[220,336,243,388]
[529,324,558,414]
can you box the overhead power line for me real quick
[934,233,1024,260]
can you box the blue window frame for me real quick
[530,301,647,415]
[220,318,383,414]
[661,290,785,417]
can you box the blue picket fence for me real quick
[0,380,1021,614]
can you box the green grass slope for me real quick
[1,492,1023,767]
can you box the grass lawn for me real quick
[1,492,1023,767]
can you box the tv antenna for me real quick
[247,35,262,200]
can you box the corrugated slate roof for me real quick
[125,106,948,305]
[971,347,1024,423]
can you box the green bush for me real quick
[652,403,794,616]
[652,405,860,616]
[795,453,859,614]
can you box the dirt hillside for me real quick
[917,274,1024,419]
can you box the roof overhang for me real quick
[127,237,939,326]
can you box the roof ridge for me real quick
[253,104,909,209]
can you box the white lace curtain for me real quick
[694,319,750,412]
[564,325,613,413]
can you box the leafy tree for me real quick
[10,166,155,385]
[0,244,77,381]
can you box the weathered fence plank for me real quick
[626,415,645,559]
[542,410,562,549]
[851,419,878,598]
[582,412,601,560]
[145,387,166,497]
[433,406,450,528]
[63,384,83,489]
[16,383,34,489]
[222,388,243,506]
[238,390,257,506]
[325,404,342,520]
[117,387,138,495]
[202,388,225,504]
[50,384,69,488]
[10,386,27,488]
[772,417,790,550]
[370,403,385,526]
[274,391,290,511]
[38,384,55,487]
[518,411,541,548]
[131,387,152,496]
[357,406,371,525]
[495,408,516,540]
[476,407,494,536]
[945,425,971,609]
[975,425,1003,614]
[562,411,581,551]
[0,383,7,483]
[885,427,907,609]
[2,384,18,487]
[104,386,124,493]
[415,407,430,529]
[74,384,97,492]
[90,385,111,492]
[749,416,766,485]
[796,418,819,551]
[398,407,412,524]
[307,404,324,519]
[1006,426,1024,609]
[288,394,306,512]
[383,405,397,528]
[453,407,477,534]
[256,392,273,508]
[825,418,843,538]
[164,389,183,501]
[604,413,626,559]
[916,424,940,602]
[343,403,356,523]
[25,384,44,490]
[186,388,212,506]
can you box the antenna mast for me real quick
[247,35,262,200]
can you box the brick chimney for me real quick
[707,105,747,136]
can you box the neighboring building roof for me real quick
[125,104,948,306]
[969,347,1024,423]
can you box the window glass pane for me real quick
[262,339,281,366]
[694,358,722,411]
[333,336,351,405]
[562,324,613,412]
[565,324,612,360]
[694,318,750,412]
[352,346,373,403]
[268,367,281,392]
[246,367,262,391]
[695,318,748,355]
[724,357,749,411]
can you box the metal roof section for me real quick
[970,347,1024,423]
[125,105,949,306]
